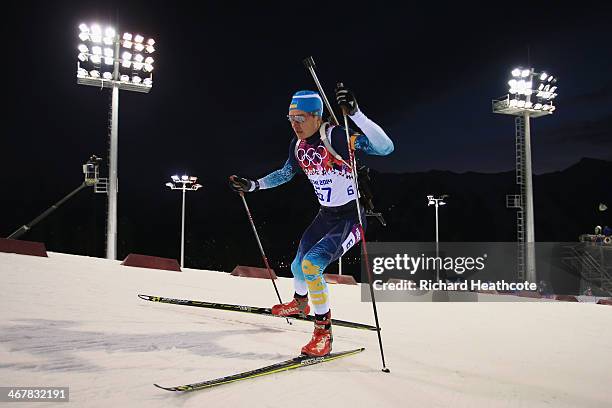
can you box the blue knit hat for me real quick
[289,90,323,116]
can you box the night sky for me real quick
[2,2,611,257]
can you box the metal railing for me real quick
[562,243,612,295]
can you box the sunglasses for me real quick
[287,112,319,123]
[287,114,307,123]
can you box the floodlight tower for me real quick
[76,23,156,260]
[166,175,202,268]
[492,67,558,282]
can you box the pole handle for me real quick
[302,56,316,69]
[336,82,350,116]
[303,56,339,125]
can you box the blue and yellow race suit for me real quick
[257,110,393,315]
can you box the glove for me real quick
[335,83,359,116]
[229,175,259,192]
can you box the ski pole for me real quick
[303,57,340,126]
[238,192,292,325]
[302,55,390,372]
[340,100,390,373]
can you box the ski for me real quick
[154,347,365,392]
[138,294,378,331]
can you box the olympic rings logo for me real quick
[297,146,328,166]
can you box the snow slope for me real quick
[1,251,611,407]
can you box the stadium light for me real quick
[492,66,560,283]
[496,67,559,116]
[147,39,155,51]
[427,195,448,281]
[76,21,156,260]
[90,24,102,43]
[166,175,203,268]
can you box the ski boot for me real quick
[271,293,310,317]
[301,311,333,357]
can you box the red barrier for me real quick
[324,273,358,285]
[231,265,277,279]
[476,290,499,295]
[517,291,542,299]
[121,254,181,272]
[597,299,612,306]
[554,295,579,302]
[0,238,48,257]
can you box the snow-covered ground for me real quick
[1,251,611,407]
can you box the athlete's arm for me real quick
[335,84,394,156]
[350,110,394,156]
[257,158,298,189]
[257,139,300,189]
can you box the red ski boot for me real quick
[271,294,310,317]
[301,311,333,357]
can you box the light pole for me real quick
[166,175,202,268]
[493,67,558,282]
[428,195,447,281]
[76,23,156,260]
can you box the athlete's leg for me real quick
[301,218,362,315]
[290,210,332,296]
[299,215,363,356]
[273,211,333,316]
